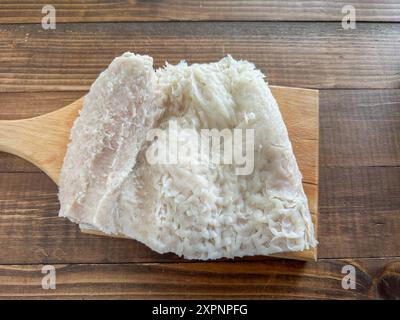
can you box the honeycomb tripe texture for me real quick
[59,52,317,260]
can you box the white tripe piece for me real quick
[59,52,317,260]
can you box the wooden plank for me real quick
[0,153,37,173]
[0,1,399,23]
[0,91,85,120]
[320,89,400,167]
[376,261,400,299]
[0,258,399,299]
[0,165,399,263]
[319,167,400,259]
[0,23,399,92]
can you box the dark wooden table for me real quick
[0,1,399,299]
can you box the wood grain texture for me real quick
[376,262,400,299]
[0,91,85,120]
[0,91,86,173]
[0,258,399,299]
[0,23,399,92]
[0,98,82,184]
[320,89,400,167]
[319,167,400,258]
[0,0,399,23]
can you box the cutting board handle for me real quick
[0,98,83,184]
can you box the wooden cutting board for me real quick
[0,85,319,261]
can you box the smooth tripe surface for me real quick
[59,52,317,259]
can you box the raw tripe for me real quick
[59,52,317,259]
